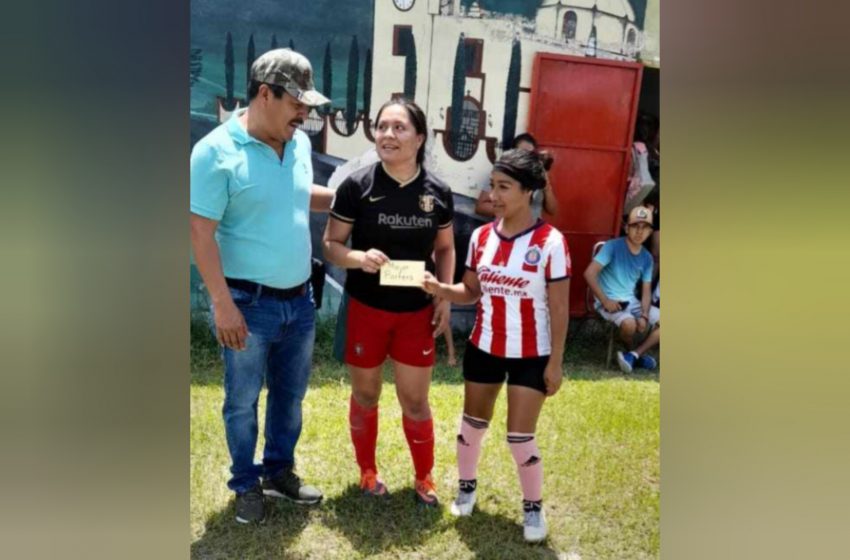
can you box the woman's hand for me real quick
[359,248,389,273]
[431,298,451,338]
[421,271,443,296]
[543,359,564,397]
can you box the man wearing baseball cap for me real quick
[191,49,330,523]
[584,206,661,374]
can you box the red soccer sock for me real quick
[402,415,434,481]
[349,395,379,475]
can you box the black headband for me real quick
[493,161,546,191]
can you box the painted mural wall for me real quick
[190,0,659,198]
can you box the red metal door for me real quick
[528,53,643,317]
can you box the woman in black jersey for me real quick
[322,99,455,506]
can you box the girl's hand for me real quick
[431,299,451,338]
[543,359,564,396]
[421,271,442,296]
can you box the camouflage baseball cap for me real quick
[250,48,330,107]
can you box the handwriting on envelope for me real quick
[380,260,425,287]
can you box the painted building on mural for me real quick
[189,0,660,316]
[323,0,654,199]
[191,0,659,199]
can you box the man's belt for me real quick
[225,278,307,300]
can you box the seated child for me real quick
[584,206,660,373]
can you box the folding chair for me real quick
[587,241,617,368]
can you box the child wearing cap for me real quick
[583,206,660,373]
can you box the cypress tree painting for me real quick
[289,38,295,50]
[224,32,235,110]
[501,37,521,149]
[346,35,360,134]
[246,34,255,88]
[403,31,417,100]
[322,42,333,116]
[629,0,647,28]
[363,48,372,121]
[271,33,278,50]
[450,34,467,156]
[190,48,203,88]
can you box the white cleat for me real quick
[523,507,548,543]
[450,490,477,516]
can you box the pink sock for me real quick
[508,432,543,502]
[457,414,489,481]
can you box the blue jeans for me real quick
[213,283,315,493]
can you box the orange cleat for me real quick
[414,474,439,507]
[359,470,389,497]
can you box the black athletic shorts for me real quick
[462,342,549,394]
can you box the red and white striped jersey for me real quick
[465,220,571,358]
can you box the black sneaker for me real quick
[262,470,323,505]
[235,484,265,524]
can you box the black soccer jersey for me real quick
[330,162,454,312]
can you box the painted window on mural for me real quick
[303,108,325,136]
[334,109,357,135]
[393,25,412,55]
[563,11,577,40]
[393,25,417,100]
[463,38,483,77]
[449,98,482,160]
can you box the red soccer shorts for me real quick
[344,296,436,368]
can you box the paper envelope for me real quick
[379,260,425,287]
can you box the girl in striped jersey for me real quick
[422,149,570,543]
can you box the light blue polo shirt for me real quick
[594,237,653,301]
[190,109,313,289]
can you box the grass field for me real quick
[190,317,659,559]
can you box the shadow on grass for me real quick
[191,316,660,388]
[319,484,444,555]
[453,507,561,559]
[190,496,313,559]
